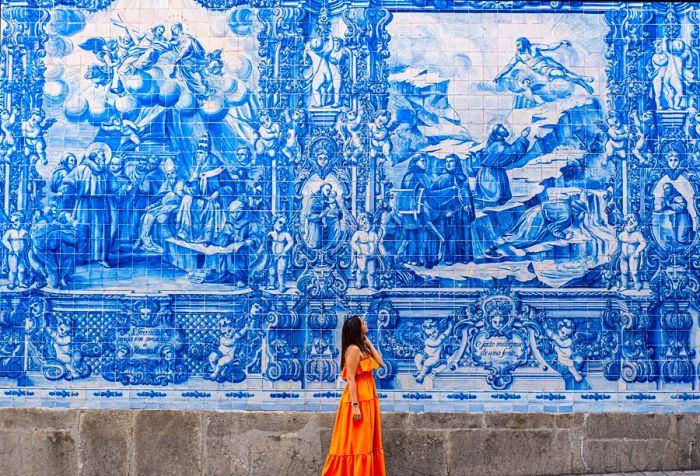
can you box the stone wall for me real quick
[1,409,698,476]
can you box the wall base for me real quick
[1,409,698,476]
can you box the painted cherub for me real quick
[602,114,627,166]
[22,110,56,166]
[545,319,583,382]
[208,315,250,380]
[2,212,29,290]
[350,212,379,289]
[369,110,395,167]
[618,213,647,291]
[342,109,365,165]
[281,109,306,164]
[103,116,142,146]
[414,319,453,384]
[630,110,656,165]
[46,317,83,378]
[255,112,282,161]
[255,214,294,293]
[0,109,17,163]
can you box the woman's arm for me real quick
[345,345,361,408]
[364,337,385,368]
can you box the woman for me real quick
[322,315,386,476]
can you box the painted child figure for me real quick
[255,112,282,162]
[322,190,341,229]
[2,212,30,289]
[618,213,647,291]
[208,315,250,380]
[602,114,628,166]
[414,319,453,384]
[350,213,379,289]
[47,318,82,378]
[264,214,294,292]
[545,319,583,383]
[369,110,394,167]
[0,109,17,163]
[21,110,55,166]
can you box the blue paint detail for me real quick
[625,393,657,401]
[181,391,211,398]
[93,390,123,398]
[49,390,78,397]
[535,393,566,401]
[0,0,698,412]
[4,389,34,396]
[401,392,432,400]
[270,392,300,399]
[672,393,700,401]
[313,391,343,398]
[580,393,611,401]
[447,393,478,400]
[136,391,167,398]
[491,393,521,400]
[225,391,254,398]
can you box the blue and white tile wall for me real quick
[0,0,699,412]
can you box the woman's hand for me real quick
[352,406,362,421]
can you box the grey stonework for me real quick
[0,409,699,476]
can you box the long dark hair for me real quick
[341,315,369,369]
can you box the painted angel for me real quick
[22,111,56,166]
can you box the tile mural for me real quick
[0,0,699,412]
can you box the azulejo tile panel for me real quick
[0,0,698,412]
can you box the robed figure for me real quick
[175,134,235,244]
[400,153,433,266]
[204,201,263,288]
[653,183,696,246]
[58,145,112,267]
[430,155,476,265]
[472,124,530,207]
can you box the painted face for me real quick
[237,148,251,163]
[274,217,286,232]
[316,149,329,168]
[445,157,456,172]
[66,155,77,169]
[57,322,70,336]
[359,214,370,231]
[196,149,208,162]
[667,151,680,170]
[416,156,427,170]
[250,303,262,318]
[154,25,165,37]
[109,158,122,174]
[663,183,674,197]
[516,38,527,52]
[558,325,572,339]
[625,216,638,232]
[229,201,244,220]
[10,216,20,229]
[490,311,506,330]
[321,184,332,197]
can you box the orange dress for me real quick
[321,356,386,476]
